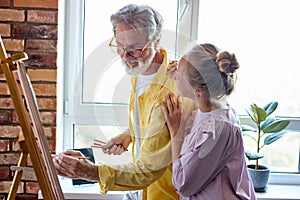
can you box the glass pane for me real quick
[198,0,300,173]
[198,0,300,117]
[83,0,178,104]
[243,131,300,173]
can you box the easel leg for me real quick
[7,140,28,200]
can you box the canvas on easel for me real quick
[0,36,64,200]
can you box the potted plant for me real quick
[241,101,290,192]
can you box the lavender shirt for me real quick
[173,106,256,200]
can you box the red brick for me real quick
[14,0,58,9]
[0,181,24,193]
[0,9,25,22]
[43,127,51,137]
[0,0,10,7]
[15,168,37,181]
[0,125,20,138]
[0,153,20,165]
[47,139,56,153]
[0,139,10,151]
[28,54,57,68]
[13,24,57,39]
[0,24,10,37]
[15,194,38,200]
[0,110,12,124]
[0,166,9,179]
[33,127,55,138]
[28,10,58,24]
[50,127,56,138]
[32,83,56,96]
[12,138,21,151]
[40,111,56,125]
[27,69,57,82]
[12,110,19,124]
[0,82,10,95]
[0,97,14,109]
[0,74,5,81]
[26,39,56,53]
[2,38,24,51]
[12,110,56,125]
[25,182,39,194]
[37,98,56,110]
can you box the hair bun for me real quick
[216,51,239,74]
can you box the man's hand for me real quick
[53,150,98,181]
[100,132,132,155]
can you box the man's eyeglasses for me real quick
[109,37,151,58]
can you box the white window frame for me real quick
[57,0,300,185]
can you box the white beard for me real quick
[122,50,156,76]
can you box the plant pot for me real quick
[247,164,269,192]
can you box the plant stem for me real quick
[256,124,261,169]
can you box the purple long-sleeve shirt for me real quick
[173,106,256,200]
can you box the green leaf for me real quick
[241,125,257,132]
[263,101,278,116]
[246,106,256,123]
[256,106,267,123]
[246,104,267,123]
[262,120,290,133]
[260,116,276,130]
[264,130,289,145]
[245,150,264,160]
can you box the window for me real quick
[197,0,300,182]
[59,0,300,185]
[58,0,191,156]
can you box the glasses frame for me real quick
[109,36,152,58]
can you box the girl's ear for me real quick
[195,87,208,97]
[195,87,202,97]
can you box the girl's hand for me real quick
[162,92,186,139]
[167,60,178,78]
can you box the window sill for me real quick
[38,179,300,200]
[256,184,300,200]
[38,178,129,200]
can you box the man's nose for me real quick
[120,49,133,59]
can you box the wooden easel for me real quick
[0,36,64,200]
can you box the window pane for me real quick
[74,125,132,165]
[198,0,300,117]
[83,0,178,104]
[198,0,300,173]
[243,131,300,173]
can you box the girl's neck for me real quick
[197,98,227,112]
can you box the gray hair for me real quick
[110,4,163,41]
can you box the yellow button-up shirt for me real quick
[97,48,194,200]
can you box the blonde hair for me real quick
[184,43,239,99]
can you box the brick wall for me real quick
[0,0,58,199]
